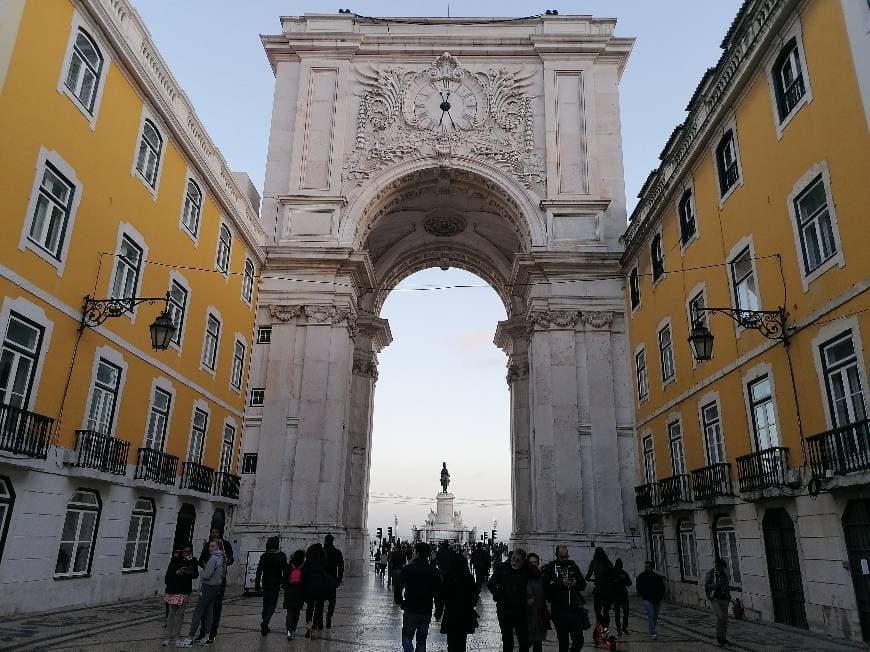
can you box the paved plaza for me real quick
[0,571,863,651]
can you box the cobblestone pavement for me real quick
[0,572,864,651]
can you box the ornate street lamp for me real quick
[80,293,176,351]
[688,306,789,363]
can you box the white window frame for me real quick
[19,148,83,276]
[676,182,699,252]
[742,363,782,452]
[698,391,727,466]
[187,400,210,464]
[167,272,190,352]
[765,17,813,138]
[726,236,761,336]
[657,317,676,386]
[677,518,699,582]
[812,318,869,430]
[635,345,649,404]
[713,515,742,588]
[107,224,149,321]
[57,11,109,128]
[131,108,164,198]
[200,308,222,375]
[215,220,233,277]
[628,265,641,313]
[80,346,127,437]
[230,335,246,392]
[250,387,265,407]
[179,173,204,242]
[122,497,155,572]
[711,116,743,206]
[650,229,665,285]
[786,162,844,290]
[241,258,255,305]
[256,327,272,344]
[142,378,175,452]
[0,299,53,413]
[54,489,101,578]
[219,418,237,474]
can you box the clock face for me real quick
[403,75,486,132]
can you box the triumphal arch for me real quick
[236,13,639,574]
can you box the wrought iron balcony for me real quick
[134,448,178,486]
[0,402,53,459]
[74,430,129,475]
[691,463,734,501]
[736,446,789,492]
[635,482,659,511]
[659,474,693,507]
[213,471,240,500]
[180,461,215,493]
[807,419,870,479]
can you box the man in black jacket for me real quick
[541,545,587,652]
[399,542,442,652]
[636,560,666,640]
[197,528,234,642]
[323,534,344,629]
[255,536,287,635]
[487,548,532,652]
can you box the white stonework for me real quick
[236,13,641,579]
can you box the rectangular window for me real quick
[257,327,272,344]
[219,423,235,473]
[821,332,867,428]
[701,401,725,464]
[28,163,75,259]
[659,324,675,382]
[635,349,649,401]
[716,130,740,195]
[668,420,686,476]
[678,190,696,245]
[629,268,640,309]
[123,498,154,571]
[85,358,121,435]
[250,388,265,407]
[143,388,171,451]
[188,408,208,463]
[242,259,255,303]
[643,435,656,485]
[202,314,220,371]
[794,176,836,274]
[216,224,232,274]
[730,247,759,313]
[748,375,779,450]
[650,234,665,280]
[230,340,245,390]
[167,281,187,347]
[0,314,44,409]
[110,236,143,302]
[773,40,805,120]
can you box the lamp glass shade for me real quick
[149,311,176,351]
[688,322,714,361]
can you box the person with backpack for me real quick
[541,545,587,652]
[704,558,732,646]
[636,560,666,640]
[255,536,287,635]
[284,549,306,640]
[302,543,338,640]
[611,558,632,635]
[161,544,198,647]
[177,539,225,647]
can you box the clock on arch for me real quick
[402,52,487,132]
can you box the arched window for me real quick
[181,180,203,235]
[135,119,163,187]
[677,518,698,581]
[713,516,742,587]
[64,29,103,112]
[0,477,15,563]
[55,489,101,577]
[123,497,155,571]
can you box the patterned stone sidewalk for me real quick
[0,573,863,651]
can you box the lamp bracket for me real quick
[695,306,789,340]
[80,293,170,329]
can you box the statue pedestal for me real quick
[435,492,454,527]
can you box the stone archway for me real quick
[238,15,639,575]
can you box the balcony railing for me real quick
[691,463,733,500]
[181,461,215,493]
[0,402,53,459]
[659,474,692,507]
[736,446,789,492]
[134,448,178,486]
[213,471,240,500]
[74,430,129,475]
[635,482,659,511]
[807,419,870,478]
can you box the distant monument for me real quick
[440,462,450,494]
[413,462,475,545]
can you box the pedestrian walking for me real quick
[525,553,550,652]
[399,542,442,652]
[177,539,225,647]
[195,527,234,643]
[284,549,306,640]
[541,545,587,652]
[255,536,287,635]
[488,548,533,652]
[161,544,198,647]
[323,534,344,629]
[439,549,479,652]
[585,547,614,629]
[302,543,337,640]
[704,558,733,646]
[636,560,665,640]
[611,558,632,635]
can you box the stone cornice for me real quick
[620,0,794,264]
[83,0,266,261]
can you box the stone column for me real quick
[342,312,391,576]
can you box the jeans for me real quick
[261,588,280,627]
[496,611,530,652]
[643,600,660,635]
[711,598,729,641]
[402,612,431,652]
[551,609,584,652]
[306,598,326,630]
[188,584,221,639]
[166,600,188,639]
[613,598,629,632]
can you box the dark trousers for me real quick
[261,588,280,627]
[613,598,629,632]
[497,611,529,652]
[592,595,611,628]
[326,590,337,627]
[447,631,468,651]
[551,609,584,652]
[306,598,325,629]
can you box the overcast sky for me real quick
[132,0,743,540]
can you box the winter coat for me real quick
[542,559,586,613]
[636,570,666,603]
[255,549,287,592]
[526,569,550,643]
[440,572,479,636]
[488,561,533,618]
[165,557,199,595]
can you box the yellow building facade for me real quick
[0,0,265,612]
[621,0,870,641]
